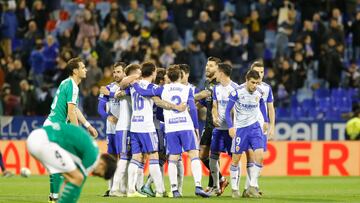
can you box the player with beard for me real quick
[195,57,229,194]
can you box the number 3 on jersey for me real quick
[132,92,144,111]
[171,95,181,113]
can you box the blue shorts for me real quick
[211,129,232,154]
[263,134,267,152]
[115,130,131,156]
[107,133,122,154]
[166,130,198,155]
[157,123,166,155]
[131,132,159,154]
[231,122,264,154]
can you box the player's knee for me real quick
[246,150,256,163]
[66,170,84,186]
[188,150,199,159]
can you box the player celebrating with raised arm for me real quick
[243,61,275,197]
[133,65,210,198]
[44,57,98,202]
[27,122,116,203]
[209,63,239,195]
[225,70,265,198]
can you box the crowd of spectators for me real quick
[0,0,359,118]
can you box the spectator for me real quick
[224,33,243,64]
[43,35,59,75]
[173,40,188,64]
[95,30,114,68]
[104,2,126,27]
[97,66,113,87]
[158,20,180,46]
[105,16,121,44]
[113,30,132,61]
[75,9,100,48]
[351,11,360,60]
[159,46,175,68]
[343,60,360,88]
[31,0,48,35]
[126,12,141,36]
[121,37,145,64]
[83,84,100,117]
[1,84,21,115]
[147,0,167,26]
[29,37,45,86]
[291,52,307,91]
[19,79,37,115]
[81,56,103,91]
[277,58,293,94]
[52,55,68,87]
[128,0,145,25]
[245,9,265,59]
[208,30,225,59]
[36,85,52,115]
[187,41,206,86]
[79,38,97,63]
[172,0,196,39]
[0,1,18,59]
[193,11,215,39]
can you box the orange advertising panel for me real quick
[1,141,359,176]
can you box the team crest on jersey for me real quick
[255,96,259,102]
[236,146,240,152]
[231,91,236,97]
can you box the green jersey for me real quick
[43,123,99,176]
[48,78,79,123]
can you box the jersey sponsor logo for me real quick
[239,103,258,110]
[132,116,144,122]
[169,117,187,124]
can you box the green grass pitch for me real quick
[0,176,359,203]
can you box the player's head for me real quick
[250,61,264,81]
[141,61,157,82]
[179,64,190,84]
[92,154,117,180]
[206,56,221,80]
[67,57,87,79]
[245,70,261,93]
[124,64,141,76]
[167,65,182,82]
[155,68,166,85]
[216,63,232,82]
[112,62,126,83]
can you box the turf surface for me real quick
[0,176,359,203]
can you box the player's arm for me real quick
[97,94,118,125]
[120,74,141,89]
[266,88,275,139]
[188,90,200,138]
[211,86,220,127]
[259,98,269,133]
[67,103,78,125]
[226,91,238,138]
[152,97,186,112]
[194,89,211,101]
[76,108,98,138]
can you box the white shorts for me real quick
[26,129,77,174]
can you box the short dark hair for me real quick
[208,56,221,64]
[66,57,83,76]
[124,64,141,76]
[113,61,127,70]
[167,65,181,82]
[155,68,166,85]
[100,154,117,180]
[250,61,264,70]
[179,64,190,74]
[246,69,261,80]
[141,61,156,77]
[218,63,232,77]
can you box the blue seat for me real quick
[325,109,342,120]
[276,107,291,118]
[316,97,331,112]
[314,88,330,99]
[291,107,307,119]
[302,99,315,111]
[331,88,347,98]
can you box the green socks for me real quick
[58,182,82,203]
[50,173,63,199]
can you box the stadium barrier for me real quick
[1,141,359,176]
[0,116,349,140]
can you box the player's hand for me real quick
[267,124,275,140]
[213,116,221,127]
[107,115,118,124]
[174,102,187,112]
[115,90,124,98]
[100,86,110,96]
[88,125,98,138]
[195,129,200,142]
[229,127,236,139]
[263,122,269,134]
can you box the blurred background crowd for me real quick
[0,0,359,121]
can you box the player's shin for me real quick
[245,162,254,190]
[230,164,240,191]
[136,163,144,190]
[50,173,63,199]
[177,158,184,194]
[149,159,165,193]
[58,182,82,203]
[190,157,203,187]
[111,157,128,192]
[168,159,179,192]
[127,159,141,193]
[210,153,220,189]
